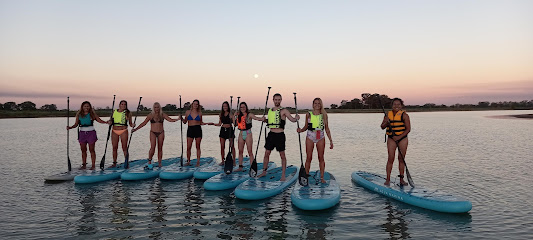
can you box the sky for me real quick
[1,0,532,110]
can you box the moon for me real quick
[254,74,259,79]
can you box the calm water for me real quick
[1,110,532,239]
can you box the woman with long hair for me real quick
[132,102,181,167]
[66,101,109,170]
[234,102,265,172]
[111,100,135,168]
[214,101,236,166]
[296,98,334,183]
[182,99,213,167]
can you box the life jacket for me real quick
[79,113,93,127]
[308,111,324,130]
[237,113,252,130]
[386,110,405,136]
[267,108,285,129]
[113,109,128,126]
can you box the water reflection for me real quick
[183,180,206,236]
[294,204,337,240]
[264,191,291,238]
[148,179,167,239]
[381,200,410,239]
[76,188,97,235]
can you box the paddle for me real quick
[67,97,72,172]
[378,96,415,187]
[125,97,142,169]
[179,95,184,167]
[100,95,116,170]
[225,96,240,174]
[293,93,308,186]
[250,87,271,177]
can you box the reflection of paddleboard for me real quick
[352,171,472,213]
[159,157,215,180]
[73,159,148,184]
[234,165,298,200]
[291,171,341,210]
[121,157,179,181]
[204,162,276,190]
[193,157,249,180]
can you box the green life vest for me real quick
[267,108,285,129]
[308,111,324,130]
[113,109,127,126]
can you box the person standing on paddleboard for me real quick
[132,102,181,168]
[380,98,411,186]
[111,100,136,168]
[214,101,236,167]
[257,93,300,181]
[66,101,110,170]
[182,99,214,167]
[296,98,334,183]
[234,102,266,172]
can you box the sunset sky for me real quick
[1,0,532,109]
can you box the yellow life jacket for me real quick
[308,111,324,130]
[113,109,128,126]
[267,108,285,129]
[386,110,405,136]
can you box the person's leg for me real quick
[186,137,193,165]
[385,139,397,185]
[219,137,226,165]
[279,151,287,181]
[236,132,245,171]
[80,143,88,169]
[257,150,271,178]
[120,130,128,158]
[245,132,254,165]
[157,132,165,167]
[88,143,97,170]
[148,132,157,164]
[111,132,119,167]
[304,138,314,175]
[195,138,202,167]
[316,138,326,183]
[397,138,409,185]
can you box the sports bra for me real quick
[221,113,231,124]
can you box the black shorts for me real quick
[219,127,235,139]
[187,125,202,138]
[264,132,286,152]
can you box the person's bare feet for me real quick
[400,180,408,186]
[321,178,326,183]
[257,171,267,178]
[234,167,243,172]
[79,165,86,170]
[110,163,117,168]
[184,161,191,166]
[384,180,390,186]
[89,166,95,170]
[280,176,286,182]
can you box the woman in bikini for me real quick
[182,99,213,167]
[296,98,333,183]
[111,100,135,168]
[380,98,411,186]
[214,101,236,166]
[234,102,265,172]
[66,101,109,170]
[132,102,181,167]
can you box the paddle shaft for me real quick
[180,95,183,167]
[252,87,271,167]
[378,97,414,187]
[67,97,71,172]
[229,97,240,154]
[293,93,304,166]
[125,97,142,168]
[100,95,116,170]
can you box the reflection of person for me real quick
[234,102,265,172]
[296,98,333,183]
[111,100,135,168]
[257,93,300,181]
[214,101,235,166]
[182,99,213,167]
[380,98,411,186]
[132,102,180,167]
[66,101,109,170]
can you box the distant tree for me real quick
[361,93,371,108]
[162,104,177,111]
[330,104,338,109]
[18,101,37,111]
[478,101,490,108]
[0,103,3,110]
[4,102,18,110]
[40,104,58,111]
[183,102,191,110]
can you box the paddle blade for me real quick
[298,165,308,186]
[224,152,234,174]
[405,167,415,187]
[67,157,72,172]
[249,159,258,177]
[125,153,129,169]
[99,156,105,170]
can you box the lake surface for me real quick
[1,110,532,239]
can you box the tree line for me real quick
[330,93,533,110]
[0,101,197,111]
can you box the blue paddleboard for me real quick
[74,159,148,184]
[120,157,179,181]
[234,165,298,200]
[159,157,215,180]
[204,162,276,191]
[291,171,341,210]
[193,157,250,180]
[351,171,472,213]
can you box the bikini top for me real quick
[187,113,201,121]
[150,117,164,123]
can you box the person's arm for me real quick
[182,110,189,124]
[127,112,136,128]
[324,114,333,149]
[67,113,80,130]
[200,114,214,125]
[297,113,310,133]
[132,114,152,132]
[248,113,265,121]
[93,111,108,124]
[164,113,178,122]
[214,115,223,126]
[283,109,300,123]
[393,113,410,141]
[380,115,390,129]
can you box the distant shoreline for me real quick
[1,108,532,119]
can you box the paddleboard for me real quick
[44,169,84,182]
[351,171,472,213]
[121,157,179,181]
[234,165,298,200]
[204,162,276,191]
[73,159,148,184]
[193,157,250,180]
[159,157,215,180]
[291,171,341,210]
